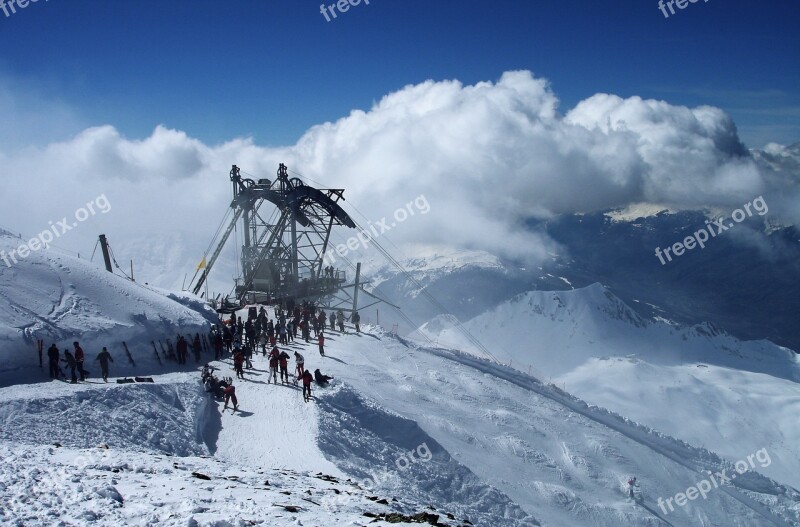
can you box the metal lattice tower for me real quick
[191,163,356,307]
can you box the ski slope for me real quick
[416,283,800,489]
[6,322,798,526]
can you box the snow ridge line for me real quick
[392,334,799,527]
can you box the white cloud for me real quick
[0,70,797,289]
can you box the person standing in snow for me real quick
[318,333,325,357]
[278,349,290,383]
[286,319,294,343]
[62,350,77,384]
[176,335,188,365]
[278,322,287,345]
[268,346,280,384]
[233,348,245,380]
[222,324,233,352]
[213,332,224,360]
[47,344,60,379]
[95,347,114,382]
[193,334,202,363]
[329,311,336,331]
[223,382,238,411]
[299,369,314,402]
[73,342,86,381]
[336,310,345,333]
[352,310,361,333]
[294,351,305,381]
[627,476,638,499]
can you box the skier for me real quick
[294,351,305,382]
[73,342,86,381]
[245,319,255,348]
[318,333,325,357]
[627,476,639,499]
[233,348,245,380]
[278,349,290,383]
[258,331,268,356]
[62,350,78,384]
[286,320,294,343]
[278,322,287,345]
[245,343,255,369]
[95,347,114,382]
[314,368,333,387]
[47,344,60,379]
[336,310,345,333]
[299,369,314,402]
[352,310,361,333]
[329,311,336,331]
[268,346,280,384]
[223,382,238,412]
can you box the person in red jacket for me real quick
[73,342,86,381]
[268,346,280,384]
[233,349,245,380]
[223,383,238,412]
[318,333,325,357]
[278,350,290,383]
[299,369,314,402]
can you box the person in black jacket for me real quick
[314,368,333,387]
[95,347,114,382]
[62,350,77,384]
[47,344,60,378]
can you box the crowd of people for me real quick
[40,301,353,409]
[202,301,349,407]
[45,341,115,384]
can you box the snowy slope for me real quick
[0,231,215,386]
[2,323,800,526]
[415,284,800,489]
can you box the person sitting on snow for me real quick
[314,368,333,387]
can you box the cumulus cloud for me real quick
[0,70,797,289]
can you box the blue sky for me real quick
[0,0,797,148]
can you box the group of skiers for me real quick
[208,304,361,359]
[46,341,114,383]
[202,303,345,406]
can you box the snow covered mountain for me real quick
[415,283,800,490]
